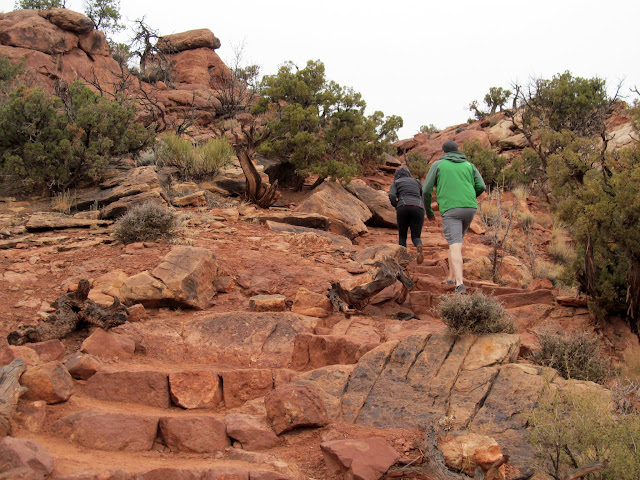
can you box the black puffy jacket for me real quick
[388,167,424,209]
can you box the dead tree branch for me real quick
[7,280,129,345]
[0,359,27,438]
[329,255,415,314]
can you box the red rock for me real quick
[38,8,93,33]
[20,361,74,404]
[291,288,333,318]
[126,303,148,322]
[85,370,170,408]
[166,48,229,88]
[0,14,77,54]
[498,289,555,308]
[221,369,273,408]
[63,352,102,380]
[15,400,47,433]
[156,29,221,53]
[291,333,369,370]
[55,410,159,451]
[248,295,286,312]
[556,296,588,307]
[408,291,439,315]
[0,436,54,479]
[528,278,553,290]
[77,29,110,56]
[438,434,504,479]
[321,437,399,480]
[264,383,328,434]
[169,370,223,409]
[0,345,39,367]
[159,415,230,453]
[134,469,203,480]
[24,339,65,362]
[223,413,280,450]
[80,328,135,360]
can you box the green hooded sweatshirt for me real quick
[421,151,486,219]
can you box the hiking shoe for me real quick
[454,284,466,294]
[416,245,424,265]
[445,280,455,285]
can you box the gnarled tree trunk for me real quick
[7,279,129,345]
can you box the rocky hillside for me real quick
[1,8,640,480]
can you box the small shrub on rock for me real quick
[438,292,514,335]
[113,202,177,244]
[528,331,610,384]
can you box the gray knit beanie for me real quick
[442,140,458,153]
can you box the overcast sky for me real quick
[2,0,639,139]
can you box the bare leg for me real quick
[449,242,464,286]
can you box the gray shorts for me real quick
[442,208,477,245]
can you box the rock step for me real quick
[23,433,295,479]
[77,365,289,410]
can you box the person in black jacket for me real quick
[388,166,426,264]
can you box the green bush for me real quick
[528,331,610,384]
[406,151,428,179]
[439,292,515,335]
[460,140,507,188]
[0,82,154,193]
[158,133,233,179]
[528,387,640,480]
[113,202,177,244]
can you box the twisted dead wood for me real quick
[7,279,129,345]
[0,358,27,437]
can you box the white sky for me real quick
[2,0,639,139]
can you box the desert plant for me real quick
[438,291,515,335]
[113,202,177,244]
[528,387,640,480]
[516,210,535,232]
[480,187,516,283]
[405,151,428,180]
[460,140,507,188]
[158,134,233,180]
[528,331,610,384]
[51,190,75,214]
[533,260,564,284]
[548,238,576,265]
[511,185,530,203]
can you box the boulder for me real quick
[169,370,223,409]
[20,361,73,404]
[265,222,353,251]
[84,370,170,408]
[15,400,47,433]
[159,416,230,453]
[294,181,372,239]
[25,213,109,232]
[171,191,207,207]
[224,414,280,450]
[100,188,168,219]
[80,328,136,361]
[438,434,505,479]
[156,29,221,53]
[23,340,64,363]
[345,179,397,228]
[38,8,94,33]
[0,346,39,367]
[0,437,54,480]
[264,383,329,434]
[78,29,110,56]
[244,212,330,230]
[63,352,102,380]
[221,369,274,408]
[0,14,77,55]
[54,410,159,451]
[321,437,399,480]
[167,48,229,88]
[291,287,333,318]
[121,246,220,309]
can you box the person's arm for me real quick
[388,182,398,208]
[421,161,440,218]
[472,165,486,197]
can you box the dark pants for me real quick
[396,205,424,247]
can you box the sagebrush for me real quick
[439,291,515,335]
[113,202,177,244]
[158,133,233,179]
[528,331,610,384]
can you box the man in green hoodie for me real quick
[422,140,486,293]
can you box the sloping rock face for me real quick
[298,332,552,465]
[294,181,372,239]
[345,179,397,228]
